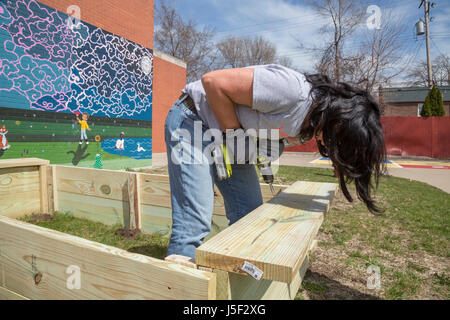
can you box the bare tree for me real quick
[216,36,246,68]
[310,0,365,82]
[408,54,450,86]
[216,35,294,69]
[343,10,407,92]
[154,0,217,82]
[243,36,277,66]
[300,2,406,94]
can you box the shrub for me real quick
[421,87,433,117]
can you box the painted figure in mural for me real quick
[115,132,125,151]
[137,143,146,152]
[76,112,92,145]
[0,125,11,157]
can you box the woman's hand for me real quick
[201,68,254,132]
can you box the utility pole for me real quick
[420,0,433,87]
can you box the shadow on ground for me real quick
[300,270,381,300]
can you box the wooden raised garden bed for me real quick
[0,158,337,300]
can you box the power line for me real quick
[430,37,446,57]
[215,13,323,34]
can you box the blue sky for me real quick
[158,0,450,83]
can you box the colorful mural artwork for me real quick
[0,0,153,169]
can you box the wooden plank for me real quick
[0,166,41,218]
[227,253,310,300]
[39,165,49,214]
[196,181,338,283]
[55,166,130,202]
[140,174,172,208]
[58,191,130,227]
[135,173,142,229]
[127,173,137,229]
[0,215,216,300]
[51,165,58,212]
[0,158,49,169]
[140,174,287,216]
[225,237,317,300]
[162,239,316,301]
[165,255,196,268]
[0,286,30,300]
[46,166,54,213]
[140,203,229,239]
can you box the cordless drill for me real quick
[256,156,275,194]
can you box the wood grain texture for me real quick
[58,191,130,227]
[135,173,142,229]
[0,216,216,300]
[127,173,137,229]
[223,238,317,300]
[0,158,49,169]
[55,166,130,202]
[0,166,41,218]
[51,166,58,212]
[165,255,196,268]
[0,286,30,300]
[227,253,310,300]
[196,181,338,283]
[140,174,287,216]
[39,165,49,214]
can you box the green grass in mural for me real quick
[0,142,152,170]
[1,119,152,138]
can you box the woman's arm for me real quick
[201,68,254,132]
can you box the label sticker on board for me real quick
[241,261,263,280]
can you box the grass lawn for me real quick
[21,165,450,300]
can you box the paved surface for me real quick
[278,152,450,194]
[152,152,450,194]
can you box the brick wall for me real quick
[38,0,154,48]
[152,51,187,154]
[384,102,450,116]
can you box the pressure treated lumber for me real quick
[0,215,216,300]
[54,166,285,236]
[0,286,29,300]
[165,239,319,300]
[39,165,48,214]
[0,158,49,169]
[196,181,338,283]
[0,166,41,218]
[127,173,141,229]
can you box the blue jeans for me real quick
[164,99,263,259]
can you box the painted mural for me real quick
[0,0,153,170]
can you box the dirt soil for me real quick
[115,228,142,239]
[27,214,53,224]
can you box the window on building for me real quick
[418,103,423,117]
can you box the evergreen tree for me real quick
[432,87,446,116]
[421,87,433,117]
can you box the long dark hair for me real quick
[301,74,387,214]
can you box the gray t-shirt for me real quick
[181,64,313,139]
